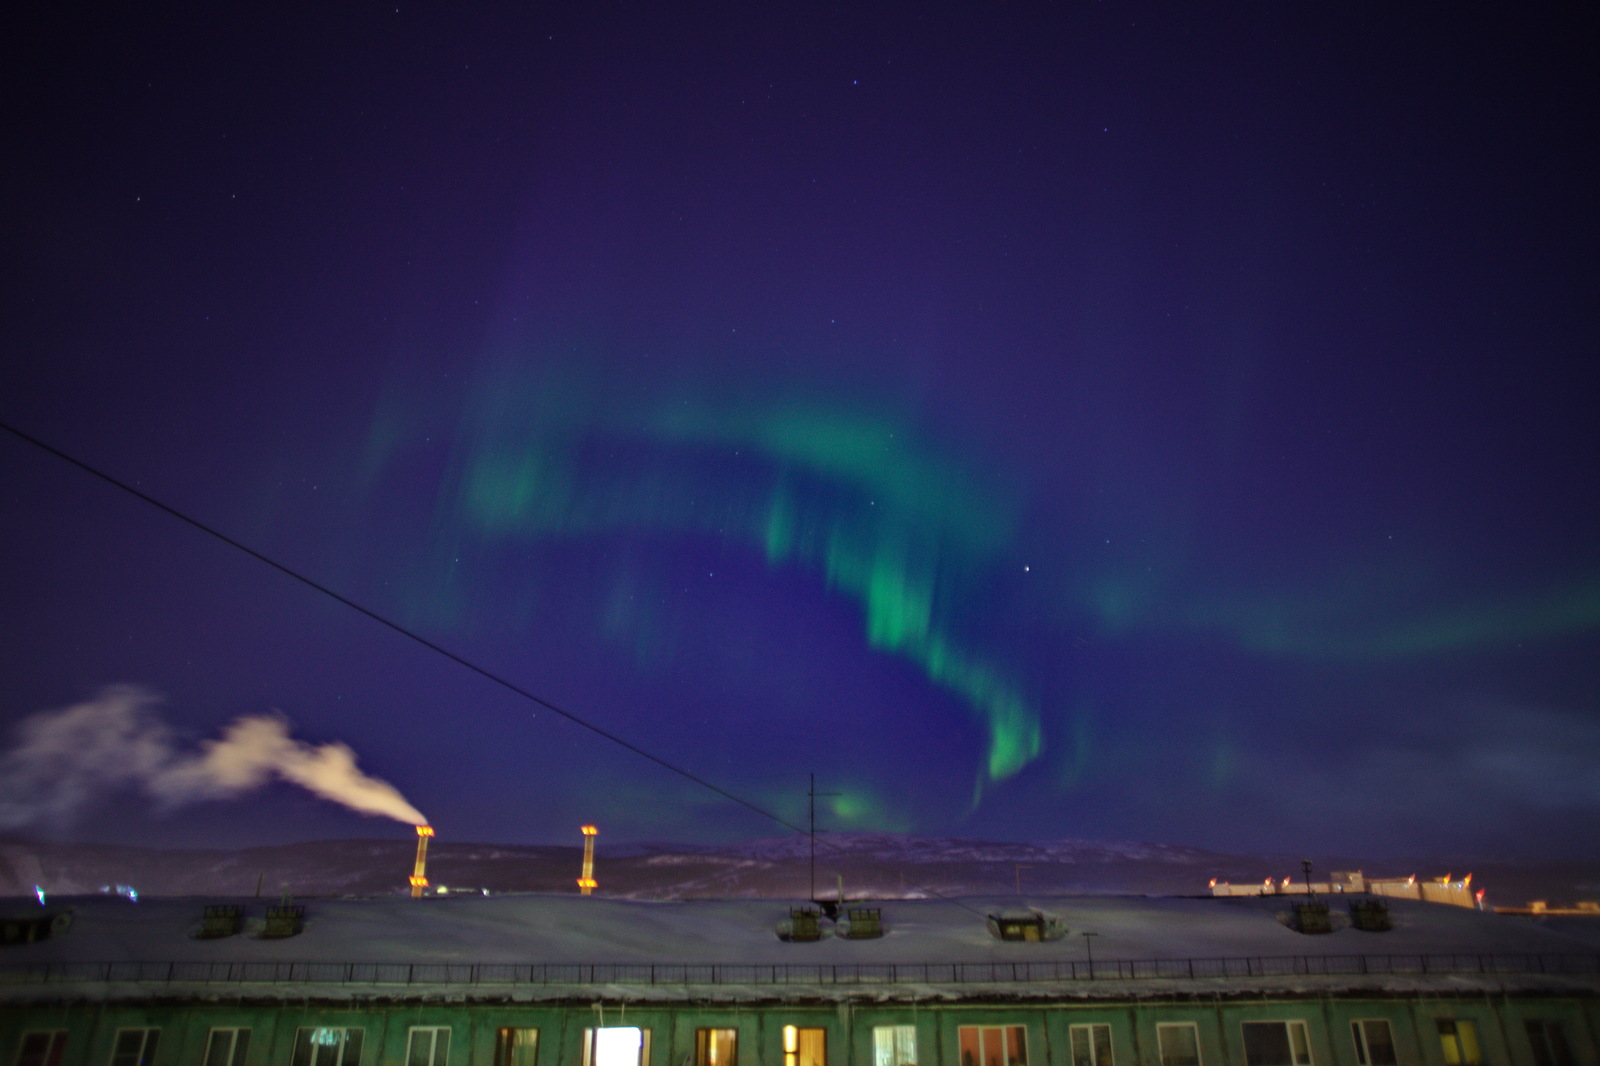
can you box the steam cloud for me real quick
[0,687,427,829]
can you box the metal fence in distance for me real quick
[0,953,1596,987]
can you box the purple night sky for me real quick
[3,5,1595,860]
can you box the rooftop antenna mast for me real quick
[808,774,839,902]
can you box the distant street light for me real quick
[1082,931,1100,977]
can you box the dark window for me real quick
[15,1032,67,1066]
[1156,1025,1200,1066]
[1525,1021,1572,1066]
[407,1028,451,1066]
[110,1030,159,1066]
[1241,1022,1311,1066]
[1351,1021,1396,1066]
[1069,1025,1113,1066]
[203,1029,250,1066]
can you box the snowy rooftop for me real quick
[1,892,1595,1004]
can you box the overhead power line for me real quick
[2,419,996,917]
[0,419,803,836]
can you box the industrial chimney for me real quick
[578,825,598,895]
[410,825,434,898]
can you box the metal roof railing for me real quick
[0,953,1596,988]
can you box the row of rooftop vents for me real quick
[1,898,1394,948]
[196,903,305,939]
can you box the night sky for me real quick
[4,5,1596,861]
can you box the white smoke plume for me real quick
[0,687,427,829]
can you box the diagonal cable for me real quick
[1,419,804,835]
[4,420,1009,916]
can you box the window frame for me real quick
[872,1025,917,1066]
[957,1024,1028,1066]
[202,1028,251,1066]
[1437,1020,1482,1066]
[782,1027,825,1066]
[1350,1020,1397,1066]
[1240,1021,1312,1066]
[406,1026,452,1066]
[582,1027,651,1066]
[1155,1023,1202,1066]
[109,1029,160,1066]
[13,1031,68,1066]
[1068,1024,1113,1066]
[1524,1020,1573,1066]
[495,1028,539,1066]
[695,1028,738,1066]
[290,1027,365,1066]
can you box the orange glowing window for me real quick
[697,1029,737,1066]
[783,1027,826,1066]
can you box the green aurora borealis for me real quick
[350,355,1599,842]
[7,1,1594,858]
[366,364,1042,790]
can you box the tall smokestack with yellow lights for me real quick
[410,825,434,898]
[578,825,598,895]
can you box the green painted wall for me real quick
[1,992,1595,1066]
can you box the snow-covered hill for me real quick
[0,833,1592,908]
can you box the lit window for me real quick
[1525,1021,1573,1066]
[290,1027,364,1066]
[584,1028,650,1066]
[783,1027,826,1066]
[203,1028,251,1066]
[697,1029,737,1066]
[407,1027,452,1066]
[496,1028,539,1066]
[1156,1024,1201,1066]
[1437,1021,1482,1066]
[1241,1022,1311,1066]
[959,1025,1027,1066]
[14,1031,67,1066]
[873,1026,916,1066]
[1351,1021,1397,1066]
[1070,1025,1113,1066]
[110,1030,160,1066]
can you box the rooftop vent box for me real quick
[841,907,883,939]
[0,910,72,946]
[197,905,243,939]
[1291,900,1333,934]
[1349,899,1392,932]
[988,908,1064,942]
[261,904,305,939]
[779,907,823,942]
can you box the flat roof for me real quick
[2,893,1595,1004]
